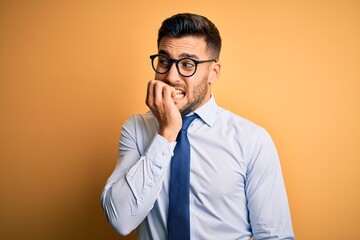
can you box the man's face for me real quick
[155,36,220,116]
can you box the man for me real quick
[101,13,294,239]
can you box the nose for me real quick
[163,62,181,84]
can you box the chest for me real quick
[188,128,247,199]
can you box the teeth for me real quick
[175,89,185,99]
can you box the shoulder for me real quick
[214,107,274,145]
[216,107,278,163]
[215,107,262,131]
[123,111,158,129]
[121,111,159,138]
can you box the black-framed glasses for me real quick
[150,54,217,77]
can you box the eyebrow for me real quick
[158,50,199,59]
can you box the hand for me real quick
[146,80,182,142]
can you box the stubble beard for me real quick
[178,77,209,116]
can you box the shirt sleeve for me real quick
[101,115,176,236]
[245,127,294,240]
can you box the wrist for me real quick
[158,128,179,142]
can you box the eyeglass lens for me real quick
[152,55,196,77]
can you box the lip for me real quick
[174,88,185,99]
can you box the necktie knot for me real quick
[181,114,198,131]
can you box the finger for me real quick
[163,85,176,101]
[171,87,176,99]
[154,81,164,106]
[146,80,155,107]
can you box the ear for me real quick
[209,61,221,85]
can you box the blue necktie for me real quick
[167,114,198,240]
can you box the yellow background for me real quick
[1,1,359,239]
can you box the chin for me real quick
[174,98,186,108]
[174,102,186,113]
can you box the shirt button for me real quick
[162,151,167,156]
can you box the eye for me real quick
[181,59,195,69]
[158,58,170,67]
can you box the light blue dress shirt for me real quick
[101,97,294,239]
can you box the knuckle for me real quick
[146,97,152,106]
[153,81,163,89]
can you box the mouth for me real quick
[175,89,185,99]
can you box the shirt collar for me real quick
[193,95,218,127]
